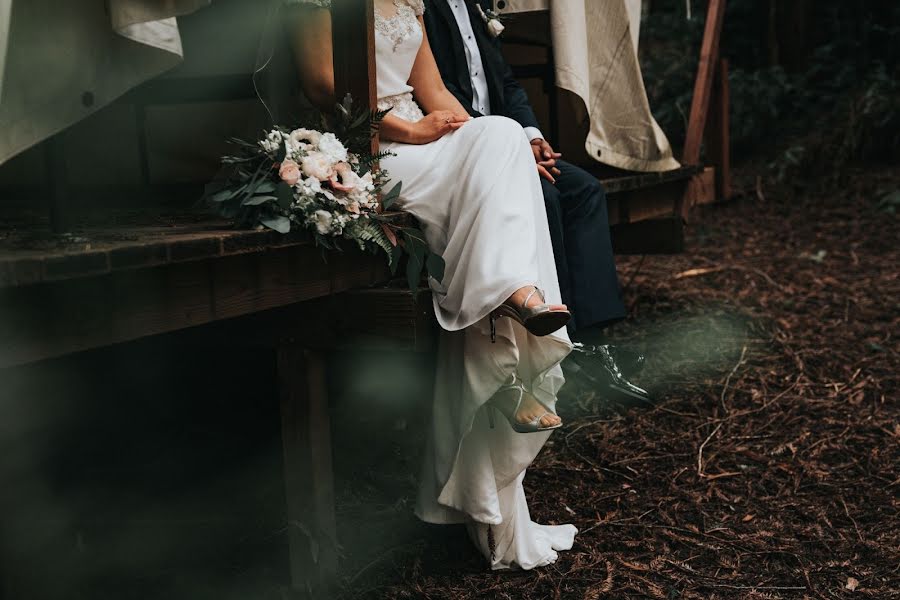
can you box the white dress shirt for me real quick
[445,0,544,142]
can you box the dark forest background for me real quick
[641,0,900,183]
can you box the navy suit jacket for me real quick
[422,0,540,132]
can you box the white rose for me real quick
[487,18,505,38]
[287,128,322,154]
[313,209,334,235]
[300,152,335,181]
[317,132,349,163]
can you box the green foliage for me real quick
[876,189,900,215]
[640,0,900,172]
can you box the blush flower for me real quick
[300,152,335,181]
[329,162,358,193]
[278,159,302,185]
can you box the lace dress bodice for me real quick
[288,0,426,121]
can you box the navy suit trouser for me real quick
[539,160,626,334]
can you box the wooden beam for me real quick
[704,58,731,201]
[682,0,727,165]
[331,0,376,116]
[684,166,717,208]
[277,345,338,596]
[0,246,389,369]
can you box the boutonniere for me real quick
[475,3,506,38]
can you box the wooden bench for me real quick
[0,213,437,597]
[0,3,419,597]
[0,0,717,596]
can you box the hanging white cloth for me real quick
[0,0,11,105]
[0,0,210,166]
[497,0,680,172]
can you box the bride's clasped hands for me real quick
[391,109,471,144]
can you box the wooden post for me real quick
[278,344,338,596]
[331,0,377,149]
[704,58,731,200]
[682,0,727,165]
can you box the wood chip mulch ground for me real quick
[340,166,899,600]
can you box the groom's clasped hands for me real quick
[530,138,563,185]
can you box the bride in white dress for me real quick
[287,0,577,570]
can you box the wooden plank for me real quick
[682,0,727,164]
[606,179,688,227]
[178,286,436,356]
[0,245,389,369]
[277,345,338,595]
[704,58,732,201]
[594,165,700,194]
[0,227,308,289]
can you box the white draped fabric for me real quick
[0,0,11,105]
[346,0,577,569]
[0,0,209,166]
[498,0,680,172]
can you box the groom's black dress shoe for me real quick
[604,345,645,379]
[564,344,652,405]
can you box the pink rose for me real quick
[328,162,357,193]
[278,159,301,186]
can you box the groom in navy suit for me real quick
[423,0,648,398]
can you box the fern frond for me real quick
[350,219,395,261]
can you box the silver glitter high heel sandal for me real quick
[489,286,571,343]
[486,374,562,433]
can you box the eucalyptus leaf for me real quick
[406,249,424,292]
[210,188,237,203]
[260,215,291,234]
[381,183,402,210]
[242,195,277,206]
[252,180,277,194]
[426,252,445,283]
[276,181,295,208]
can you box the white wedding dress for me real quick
[290,0,577,570]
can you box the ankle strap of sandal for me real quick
[522,286,545,308]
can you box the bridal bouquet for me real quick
[206,95,444,291]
